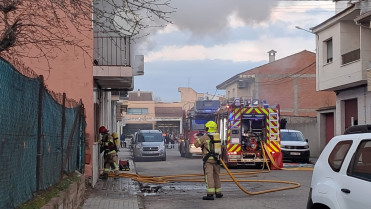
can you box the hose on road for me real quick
[113,142,312,195]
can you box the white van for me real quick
[133,130,166,161]
[280,129,310,163]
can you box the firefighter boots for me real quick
[202,194,214,200]
[215,193,223,198]
[99,172,108,180]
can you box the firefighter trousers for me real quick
[104,153,119,175]
[203,159,221,195]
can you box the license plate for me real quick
[290,152,301,156]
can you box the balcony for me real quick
[93,32,134,91]
[342,49,360,65]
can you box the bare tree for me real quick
[0,0,174,64]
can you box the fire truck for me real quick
[217,98,283,169]
[179,100,220,158]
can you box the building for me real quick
[120,88,224,137]
[216,50,336,157]
[91,1,143,185]
[311,0,371,149]
[15,1,142,186]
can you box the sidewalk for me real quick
[81,144,142,209]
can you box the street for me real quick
[134,146,313,209]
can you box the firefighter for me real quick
[98,126,119,179]
[194,121,223,200]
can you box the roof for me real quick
[216,50,315,89]
[129,91,153,101]
[311,3,359,33]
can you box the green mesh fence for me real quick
[0,57,86,209]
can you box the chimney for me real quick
[137,89,141,97]
[268,50,277,63]
[334,0,353,14]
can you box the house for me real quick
[216,50,336,157]
[14,1,142,186]
[311,0,371,147]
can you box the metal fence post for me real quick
[60,93,66,179]
[36,75,44,191]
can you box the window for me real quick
[127,108,148,115]
[348,140,371,181]
[325,38,333,63]
[328,140,352,172]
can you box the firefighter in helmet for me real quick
[194,121,223,200]
[98,126,119,179]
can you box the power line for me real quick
[256,62,315,86]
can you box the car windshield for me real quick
[138,133,163,142]
[281,131,305,142]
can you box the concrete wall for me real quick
[283,116,319,157]
[41,174,85,209]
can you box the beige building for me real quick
[311,0,371,146]
[119,88,224,136]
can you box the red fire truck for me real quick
[179,100,220,158]
[217,98,283,169]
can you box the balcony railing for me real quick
[342,49,360,65]
[94,32,131,66]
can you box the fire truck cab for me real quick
[179,100,220,158]
[217,98,283,169]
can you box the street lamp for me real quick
[295,26,313,34]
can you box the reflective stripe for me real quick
[108,150,116,154]
[196,138,201,144]
[207,188,215,193]
[215,188,221,193]
[113,162,119,171]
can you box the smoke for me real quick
[170,0,278,36]
[133,0,279,54]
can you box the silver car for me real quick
[133,130,166,161]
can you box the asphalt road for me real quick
[133,145,313,209]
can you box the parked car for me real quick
[133,130,166,161]
[307,125,371,209]
[280,129,310,163]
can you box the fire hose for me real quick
[111,142,312,195]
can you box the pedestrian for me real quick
[170,137,175,149]
[165,135,171,148]
[194,121,223,200]
[98,126,119,179]
[120,134,126,148]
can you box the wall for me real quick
[336,86,371,135]
[21,18,94,177]
[41,174,85,209]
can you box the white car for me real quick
[307,126,371,209]
[280,129,310,163]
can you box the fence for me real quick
[0,57,86,209]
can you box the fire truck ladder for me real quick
[269,112,279,140]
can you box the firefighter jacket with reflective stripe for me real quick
[195,133,221,162]
[101,133,117,155]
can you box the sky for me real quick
[132,0,338,102]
